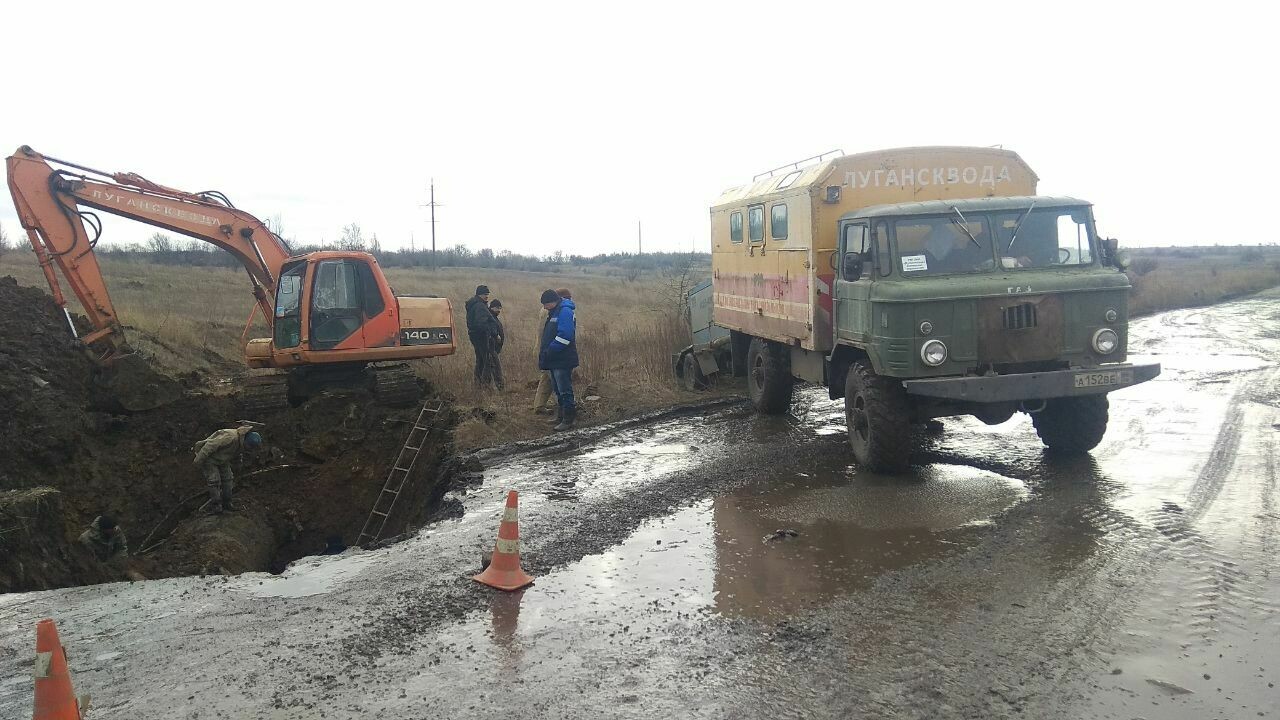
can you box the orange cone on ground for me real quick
[34,619,81,720]
[473,491,534,591]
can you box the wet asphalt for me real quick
[3,290,1279,719]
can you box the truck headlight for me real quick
[1092,328,1119,355]
[920,339,948,366]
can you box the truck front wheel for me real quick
[844,362,911,472]
[746,338,793,414]
[1031,395,1109,453]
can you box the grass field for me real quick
[0,254,701,449]
[3,247,1277,448]
[1126,248,1280,316]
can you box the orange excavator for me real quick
[6,146,456,410]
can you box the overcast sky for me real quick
[2,1,1275,255]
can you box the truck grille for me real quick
[1003,303,1038,330]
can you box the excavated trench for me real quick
[0,276,462,593]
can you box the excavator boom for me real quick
[6,146,289,360]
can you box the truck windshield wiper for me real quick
[950,207,982,248]
[1006,200,1037,252]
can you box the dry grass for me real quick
[1128,253,1280,316]
[0,254,705,450]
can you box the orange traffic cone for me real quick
[34,619,81,720]
[472,491,534,591]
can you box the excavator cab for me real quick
[248,251,449,369]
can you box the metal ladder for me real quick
[356,399,443,547]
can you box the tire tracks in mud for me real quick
[741,300,1277,717]
[1143,355,1280,645]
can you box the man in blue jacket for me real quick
[538,288,579,431]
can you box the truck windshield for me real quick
[894,216,994,276]
[994,207,1094,269]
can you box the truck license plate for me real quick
[1073,370,1133,389]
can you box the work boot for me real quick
[551,406,564,427]
[554,408,576,432]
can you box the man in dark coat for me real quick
[464,285,496,386]
[480,298,505,390]
[538,289,579,431]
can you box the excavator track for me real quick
[238,377,290,416]
[370,364,422,408]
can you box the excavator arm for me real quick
[6,146,292,362]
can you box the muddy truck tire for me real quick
[1031,394,1109,453]
[680,354,709,392]
[844,361,911,472]
[747,337,793,414]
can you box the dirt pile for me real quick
[0,276,460,593]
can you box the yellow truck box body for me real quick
[710,146,1038,353]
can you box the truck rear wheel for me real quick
[844,362,911,473]
[746,337,793,414]
[1031,395,1108,453]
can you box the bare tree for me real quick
[0,223,10,258]
[146,232,175,253]
[660,253,701,323]
[338,223,365,251]
[266,214,286,238]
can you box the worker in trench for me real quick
[193,425,263,514]
[78,515,146,580]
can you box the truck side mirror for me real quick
[842,253,864,281]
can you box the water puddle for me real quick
[518,463,1027,624]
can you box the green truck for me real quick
[701,148,1160,471]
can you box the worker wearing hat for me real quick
[538,288,579,431]
[465,284,498,387]
[481,298,506,390]
[193,425,263,514]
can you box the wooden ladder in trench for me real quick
[356,399,443,547]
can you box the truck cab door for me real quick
[833,221,873,345]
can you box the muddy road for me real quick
[4,291,1279,719]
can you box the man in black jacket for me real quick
[480,299,506,390]
[465,285,496,386]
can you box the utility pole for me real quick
[637,220,642,256]
[420,179,441,271]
